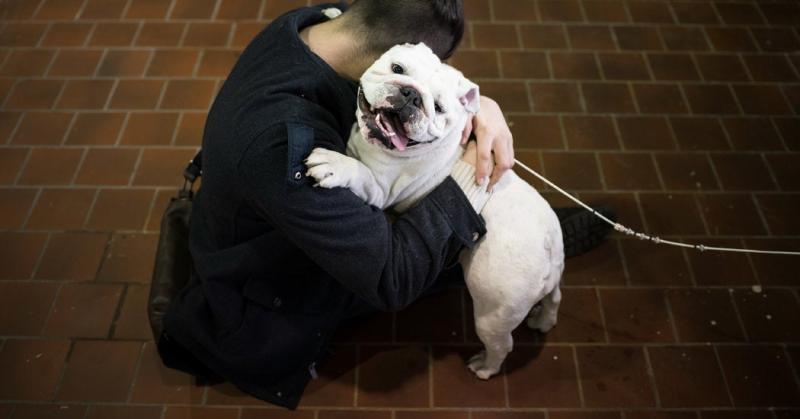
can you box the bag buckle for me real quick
[179,152,203,199]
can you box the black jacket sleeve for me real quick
[238,123,486,312]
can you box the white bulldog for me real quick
[306,43,564,379]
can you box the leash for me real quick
[513,158,800,257]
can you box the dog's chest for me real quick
[347,132,457,211]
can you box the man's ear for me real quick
[458,79,480,114]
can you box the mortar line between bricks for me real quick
[191,50,204,79]
[59,112,80,146]
[768,118,792,152]
[6,111,27,149]
[28,231,52,280]
[119,0,134,21]
[152,75,171,111]
[19,187,43,230]
[106,284,129,340]
[663,290,682,342]
[712,345,737,408]
[29,0,47,21]
[140,179,163,230]
[1,276,797,290]
[502,361,509,408]
[10,339,800,350]
[92,232,115,284]
[5,144,800,157]
[571,345,585,408]
[102,78,120,111]
[169,112,185,146]
[6,227,800,242]
[222,18,235,48]
[460,289,467,343]
[113,111,132,147]
[594,287,610,344]
[0,404,797,415]
[679,240,698,287]
[50,338,75,404]
[739,238,763,289]
[48,79,69,113]
[125,341,146,404]
[255,0,267,31]
[761,153,782,192]
[6,104,800,116]
[163,0,178,21]
[175,20,191,47]
[728,289,750,343]
[67,147,89,186]
[80,188,101,230]
[427,345,433,408]
[83,21,101,49]
[353,344,360,407]
[9,16,800,28]
[34,22,53,49]
[749,193,773,236]
[784,337,800,395]
[614,236,633,287]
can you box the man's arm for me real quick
[239,124,486,312]
[304,147,388,208]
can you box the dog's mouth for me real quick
[358,87,420,151]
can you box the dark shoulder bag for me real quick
[148,150,202,341]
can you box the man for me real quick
[158,0,612,409]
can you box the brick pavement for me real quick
[0,0,799,417]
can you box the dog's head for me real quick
[357,43,479,153]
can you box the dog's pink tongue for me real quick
[390,134,408,151]
[377,113,409,151]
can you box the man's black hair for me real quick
[346,0,464,60]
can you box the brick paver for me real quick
[1,0,799,417]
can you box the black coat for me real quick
[162,4,486,409]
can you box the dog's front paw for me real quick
[305,148,358,189]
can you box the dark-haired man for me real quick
[159,0,611,409]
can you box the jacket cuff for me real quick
[427,176,488,248]
[449,160,492,214]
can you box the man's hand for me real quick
[461,95,514,191]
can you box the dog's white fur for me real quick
[306,44,564,379]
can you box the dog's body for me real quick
[306,44,564,379]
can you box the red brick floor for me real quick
[1,0,799,417]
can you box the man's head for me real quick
[344,0,464,60]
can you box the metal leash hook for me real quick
[513,158,800,257]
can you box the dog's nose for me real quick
[399,86,422,109]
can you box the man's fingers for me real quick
[461,118,473,145]
[487,136,513,190]
[475,132,494,184]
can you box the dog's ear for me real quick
[458,78,480,114]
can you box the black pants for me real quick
[159,262,466,383]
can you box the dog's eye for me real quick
[391,63,404,75]
[434,102,444,113]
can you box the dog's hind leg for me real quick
[526,286,561,333]
[468,306,527,380]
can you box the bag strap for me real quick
[179,150,203,199]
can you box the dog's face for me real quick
[357,43,479,153]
